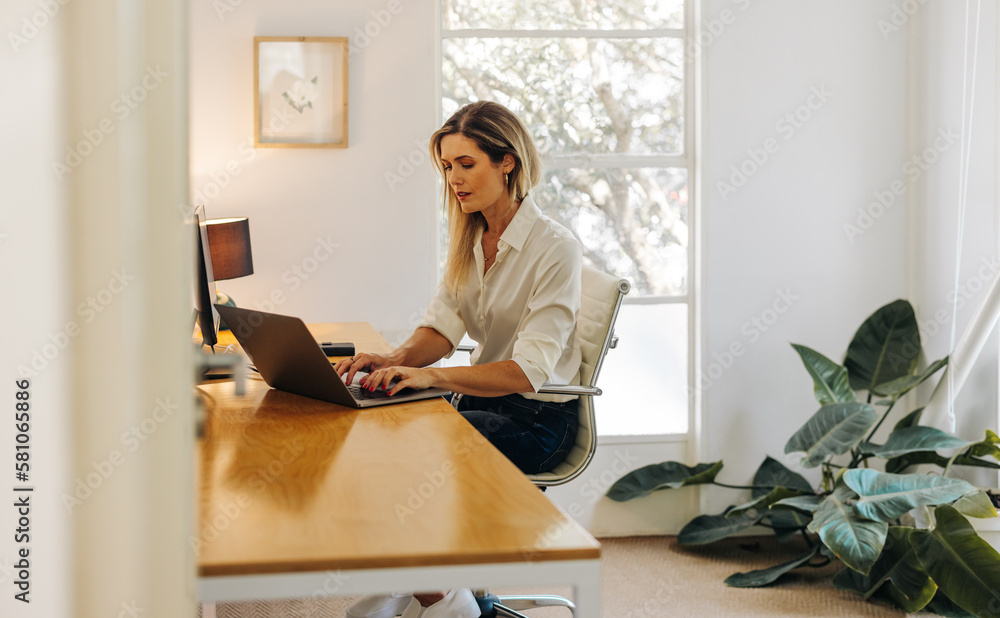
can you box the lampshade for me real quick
[205,217,254,281]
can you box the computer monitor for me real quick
[193,205,219,350]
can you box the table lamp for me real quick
[205,217,253,327]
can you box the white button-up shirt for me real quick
[420,196,582,402]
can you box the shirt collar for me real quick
[499,195,540,252]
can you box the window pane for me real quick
[534,168,687,296]
[443,0,684,30]
[596,303,688,435]
[442,37,684,156]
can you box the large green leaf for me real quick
[728,487,804,519]
[861,426,972,459]
[678,510,761,546]
[606,461,722,502]
[784,402,878,468]
[844,300,921,392]
[808,483,887,574]
[751,456,814,498]
[886,451,1000,474]
[922,592,978,618]
[724,546,819,588]
[952,491,1000,519]
[844,469,977,522]
[791,344,855,405]
[773,495,822,513]
[871,356,949,400]
[832,527,937,613]
[911,505,1000,616]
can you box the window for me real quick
[440,0,693,435]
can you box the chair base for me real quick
[476,592,575,617]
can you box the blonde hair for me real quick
[429,101,541,294]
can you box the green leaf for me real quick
[773,495,822,513]
[967,429,1000,461]
[886,451,1000,474]
[605,461,722,502]
[784,402,878,468]
[808,483,887,575]
[724,546,819,588]
[911,505,1000,616]
[871,356,948,400]
[751,456,814,498]
[893,407,924,431]
[952,491,1000,519]
[678,510,761,545]
[728,487,804,519]
[844,469,977,522]
[923,591,978,617]
[844,299,920,392]
[861,426,972,459]
[791,343,855,405]
[832,527,937,613]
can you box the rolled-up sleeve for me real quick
[419,282,467,356]
[511,237,582,391]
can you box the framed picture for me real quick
[254,36,349,148]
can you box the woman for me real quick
[338,101,582,618]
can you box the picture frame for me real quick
[254,36,349,148]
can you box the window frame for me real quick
[436,0,698,441]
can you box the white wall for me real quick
[189,0,440,339]
[699,0,908,513]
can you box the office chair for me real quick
[460,265,631,617]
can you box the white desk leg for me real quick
[202,602,216,618]
[574,567,602,618]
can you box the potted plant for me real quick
[608,300,1000,615]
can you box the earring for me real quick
[504,172,509,185]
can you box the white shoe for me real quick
[401,589,480,618]
[346,593,413,618]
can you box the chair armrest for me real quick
[455,343,475,354]
[536,384,602,397]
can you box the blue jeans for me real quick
[454,394,578,474]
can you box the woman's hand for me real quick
[334,352,392,385]
[362,366,438,396]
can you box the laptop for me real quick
[214,304,452,408]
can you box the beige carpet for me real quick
[200,536,907,617]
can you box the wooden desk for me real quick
[197,323,601,614]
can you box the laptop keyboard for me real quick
[347,383,389,400]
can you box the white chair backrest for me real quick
[577,265,630,388]
[531,265,629,484]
